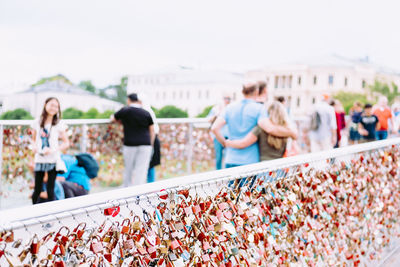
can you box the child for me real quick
[31,97,69,204]
[358,103,380,142]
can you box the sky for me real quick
[1,0,400,92]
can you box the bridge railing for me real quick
[0,117,308,210]
[0,138,399,266]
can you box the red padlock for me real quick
[54,256,66,267]
[72,222,86,239]
[54,226,70,245]
[104,206,120,217]
[30,234,40,255]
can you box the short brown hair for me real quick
[242,83,257,95]
[258,81,267,95]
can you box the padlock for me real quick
[30,234,40,254]
[90,236,103,254]
[132,216,142,231]
[123,235,134,250]
[18,247,29,262]
[73,222,86,239]
[54,226,70,245]
[121,218,130,234]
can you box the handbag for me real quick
[56,153,67,174]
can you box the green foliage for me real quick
[151,106,158,114]
[0,108,33,120]
[97,110,114,119]
[82,108,100,119]
[333,91,370,114]
[196,105,213,118]
[31,74,72,87]
[156,105,188,118]
[63,107,84,119]
[369,80,399,104]
[78,80,96,93]
[63,108,114,119]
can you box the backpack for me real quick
[310,111,321,131]
[75,153,99,179]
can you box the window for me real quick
[288,76,292,89]
[187,91,190,99]
[297,97,301,107]
[198,90,202,99]
[233,92,237,101]
[179,91,183,99]
[313,76,317,85]
[344,77,348,87]
[328,75,334,85]
[275,76,279,88]
[206,90,209,99]
[162,92,166,99]
[172,91,176,99]
[362,80,366,88]
[156,92,159,99]
[298,76,302,85]
[282,76,286,88]
[312,97,316,104]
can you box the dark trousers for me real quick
[32,168,57,204]
[60,181,88,198]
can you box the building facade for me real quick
[246,55,400,115]
[0,80,122,118]
[127,68,244,117]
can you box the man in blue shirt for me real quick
[211,83,296,168]
[57,154,91,198]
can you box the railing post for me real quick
[81,124,88,153]
[0,124,3,209]
[187,122,193,174]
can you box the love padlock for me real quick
[121,218,131,234]
[72,222,86,239]
[132,215,142,231]
[90,236,103,254]
[30,234,40,255]
[54,255,66,267]
[104,206,120,217]
[54,226,70,245]
[122,235,134,251]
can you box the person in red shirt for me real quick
[373,96,395,140]
[330,100,346,147]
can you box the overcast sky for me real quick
[1,0,400,91]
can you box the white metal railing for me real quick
[0,138,398,266]
[1,137,399,228]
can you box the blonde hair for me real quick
[266,101,289,150]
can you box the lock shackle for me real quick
[73,222,86,232]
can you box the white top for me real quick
[309,101,337,141]
[31,119,67,163]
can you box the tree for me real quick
[98,110,114,119]
[369,80,399,104]
[156,105,188,118]
[111,76,128,104]
[196,105,213,118]
[78,80,96,93]
[0,108,33,120]
[63,107,84,119]
[333,91,370,114]
[31,74,72,87]
[82,108,100,119]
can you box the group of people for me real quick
[30,94,160,204]
[348,96,397,144]
[210,82,298,169]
